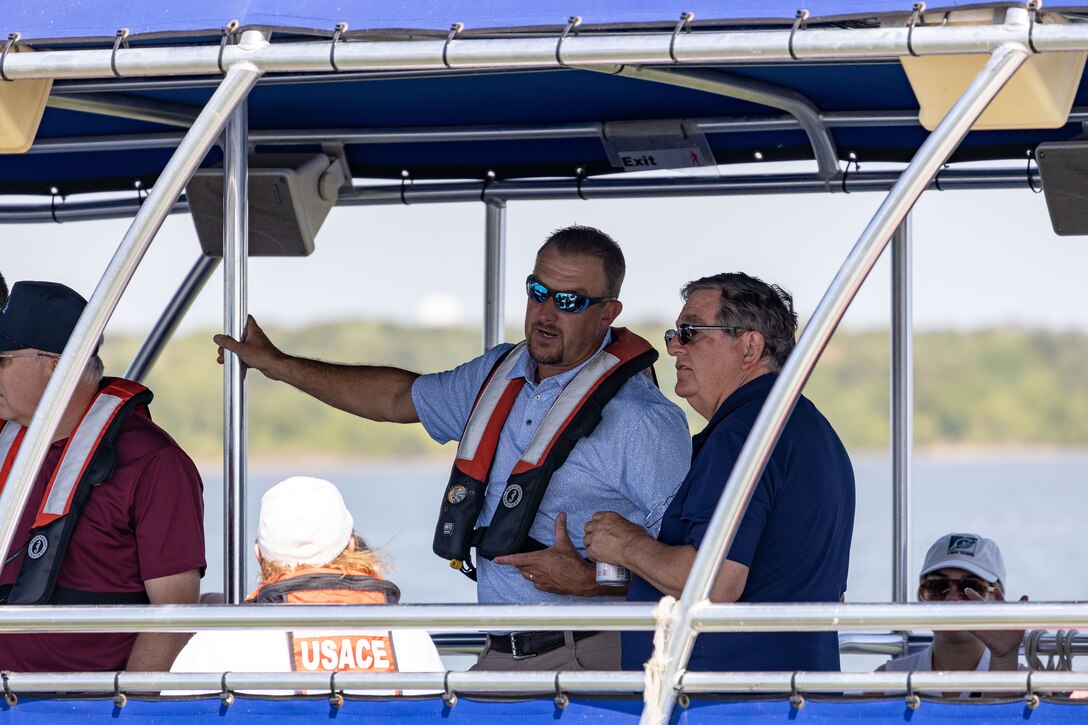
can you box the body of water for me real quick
[199,450,1088,668]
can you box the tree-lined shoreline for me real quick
[104,322,1088,458]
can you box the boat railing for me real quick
[2,669,1088,700]
[0,600,1085,697]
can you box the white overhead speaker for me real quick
[187,153,346,257]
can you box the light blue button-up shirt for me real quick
[412,333,691,604]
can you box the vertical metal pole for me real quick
[639,43,1029,725]
[223,97,249,604]
[483,200,507,351]
[0,62,264,566]
[124,255,220,382]
[891,216,913,604]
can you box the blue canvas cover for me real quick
[0,2,1060,44]
[2,1,1088,196]
[0,695,1085,724]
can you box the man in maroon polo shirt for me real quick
[0,281,205,671]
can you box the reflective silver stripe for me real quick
[520,350,620,466]
[41,393,125,516]
[0,421,21,468]
[456,343,527,462]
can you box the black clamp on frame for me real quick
[329,671,344,708]
[1028,0,1043,54]
[669,13,695,63]
[217,20,240,75]
[442,22,464,69]
[112,672,127,709]
[442,671,458,708]
[0,33,20,83]
[575,166,589,201]
[904,671,921,710]
[788,10,809,61]
[329,22,349,72]
[907,3,926,57]
[111,28,130,79]
[2,671,17,706]
[555,16,582,67]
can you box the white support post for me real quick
[891,217,913,604]
[222,94,250,605]
[639,42,1029,725]
[483,200,507,351]
[0,61,264,566]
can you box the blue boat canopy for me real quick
[2,1,1088,197]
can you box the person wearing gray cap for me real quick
[880,533,1028,688]
[0,281,205,672]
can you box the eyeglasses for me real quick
[664,324,747,346]
[525,275,617,314]
[919,575,994,601]
[0,352,59,368]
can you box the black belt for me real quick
[486,630,600,660]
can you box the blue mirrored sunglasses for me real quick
[525,275,616,314]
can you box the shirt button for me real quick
[534,395,541,401]
[526,419,532,426]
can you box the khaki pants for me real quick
[471,631,620,671]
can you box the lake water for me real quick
[199,450,1088,669]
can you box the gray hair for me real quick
[81,351,105,385]
[681,272,798,370]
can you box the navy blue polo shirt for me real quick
[624,373,855,672]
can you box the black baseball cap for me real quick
[0,281,91,354]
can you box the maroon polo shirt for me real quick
[0,411,205,671]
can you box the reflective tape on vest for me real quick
[455,342,526,480]
[0,420,24,488]
[34,392,129,528]
[517,349,620,468]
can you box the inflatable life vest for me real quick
[432,327,657,576]
[247,567,404,674]
[0,377,153,605]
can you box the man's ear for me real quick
[599,299,623,330]
[253,543,263,563]
[742,331,766,366]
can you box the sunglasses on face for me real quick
[919,575,994,600]
[0,352,59,368]
[525,275,616,314]
[664,324,747,346]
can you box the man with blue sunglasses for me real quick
[215,225,690,671]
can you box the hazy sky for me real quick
[3,180,1086,340]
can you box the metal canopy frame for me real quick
[0,7,1082,723]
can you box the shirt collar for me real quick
[508,329,613,387]
[693,372,778,445]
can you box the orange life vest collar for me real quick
[0,377,152,605]
[248,566,402,605]
[433,327,658,572]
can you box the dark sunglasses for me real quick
[525,275,616,314]
[919,575,994,600]
[664,324,746,346]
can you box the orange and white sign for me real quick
[290,632,398,673]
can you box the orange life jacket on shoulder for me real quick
[432,327,658,576]
[247,566,404,674]
[0,377,153,605]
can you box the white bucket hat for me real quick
[920,532,1006,587]
[257,476,354,568]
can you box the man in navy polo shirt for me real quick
[586,272,855,672]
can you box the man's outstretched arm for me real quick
[214,315,420,424]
